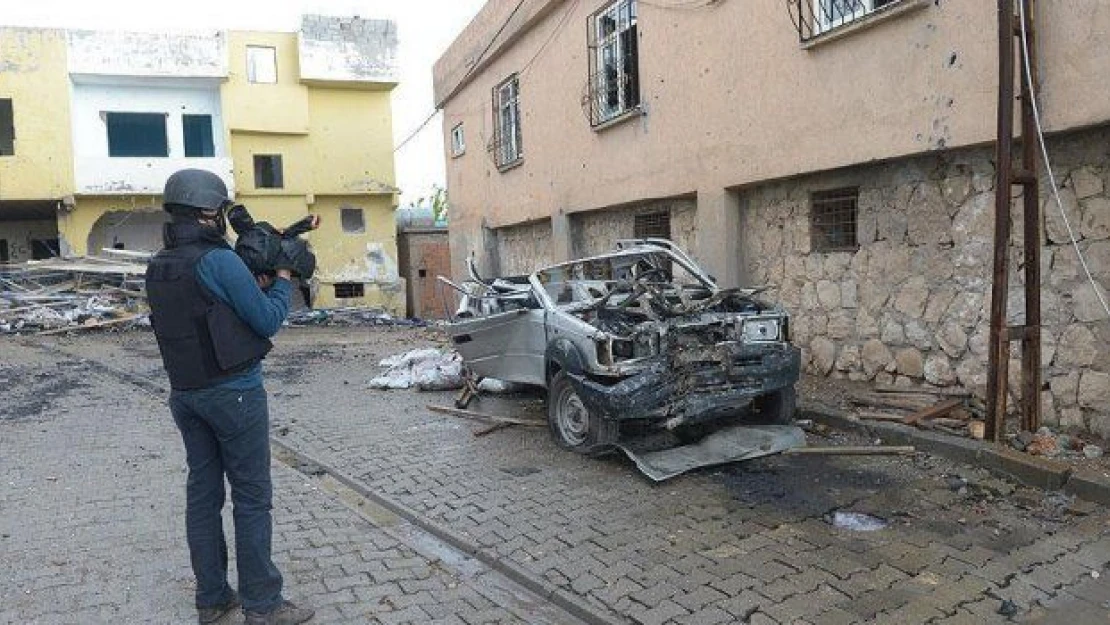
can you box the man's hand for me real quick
[256,273,275,289]
[276,269,293,280]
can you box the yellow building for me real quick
[0,16,402,313]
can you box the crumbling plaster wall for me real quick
[742,124,1110,438]
[570,198,698,260]
[496,220,553,276]
[298,15,398,84]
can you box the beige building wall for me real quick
[435,0,1110,281]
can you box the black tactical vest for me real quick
[146,229,272,390]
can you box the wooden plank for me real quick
[783,446,916,456]
[903,399,964,426]
[873,384,971,397]
[855,411,908,422]
[473,422,512,437]
[849,395,934,411]
[425,404,546,427]
[36,314,143,336]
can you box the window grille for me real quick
[633,212,671,240]
[491,75,522,169]
[788,0,900,42]
[811,188,859,252]
[586,0,640,127]
[334,282,365,298]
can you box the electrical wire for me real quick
[393,0,528,153]
[521,0,582,76]
[1018,0,1110,320]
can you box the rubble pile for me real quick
[1011,426,1104,460]
[0,251,149,335]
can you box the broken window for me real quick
[253,154,284,189]
[492,75,522,169]
[31,239,60,260]
[340,207,365,233]
[106,112,168,157]
[247,46,278,83]
[334,282,365,298]
[450,123,465,157]
[811,187,859,252]
[587,0,640,127]
[183,114,214,157]
[633,212,671,240]
[0,99,13,156]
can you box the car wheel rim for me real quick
[556,387,590,446]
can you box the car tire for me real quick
[547,371,617,454]
[751,386,797,424]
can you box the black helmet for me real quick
[163,169,230,212]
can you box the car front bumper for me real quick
[569,342,802,426]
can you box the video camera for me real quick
[227,204,319,280]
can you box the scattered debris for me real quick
[828,511,889,532]
[425,404,546,428]
[1,252,149,335]
[369,348,464,390]
[1083,444,1104,459]
[286,307,427,327]
[783,445,916,456]
[997,599,1019,617]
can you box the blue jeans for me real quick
[170,385,283,613]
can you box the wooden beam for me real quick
[903,399,963,426]
[783,446,916,456]
[425,404,545,427]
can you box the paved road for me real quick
[2,326,1109,624]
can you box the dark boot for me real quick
[243,600,315,625]
[197,591,240,624]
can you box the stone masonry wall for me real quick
[496,219,553,276]
[741,124,1110,438]
[571,198,698,259]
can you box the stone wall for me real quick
[571,198,698,259]
[496,219,553,276]
[741,124,1110,438]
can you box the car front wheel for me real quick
[547,371,617,454]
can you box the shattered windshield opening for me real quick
[535,251,712,311]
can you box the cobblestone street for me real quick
[3,326,1110,624]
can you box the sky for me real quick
[0,0,487,207]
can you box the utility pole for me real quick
[986,0,1041,442]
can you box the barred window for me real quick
[633,212,670,240]
[811,188,859,252]
[586,0,640,127]
[334,282,365,298]
[793,0,902,41]
[491,75,522,169]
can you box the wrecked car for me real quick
[440,239,801,455]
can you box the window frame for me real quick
[253,154,284,189]
[182,114,215,158]
[340,206,366,234]
[450,122,466,158]
[587,0,640,128]
[633,211,671,240]
[491,75,522,170]
[105,112,169,158]
[810,187,860,253]
[0,98,13,156]
[246,45,278,84]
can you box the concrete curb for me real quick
[269,437,629,625]
[800,402,1110,506]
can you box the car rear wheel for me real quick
[547,371,617,454]
[751,386,797,424]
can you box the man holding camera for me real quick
[146,169,314,625]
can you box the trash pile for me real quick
[286,307,427,328]
[368,347,519,393]
[0,251,150,335]
[369,347,465,390]
[1010,426,1104,460]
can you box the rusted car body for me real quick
[441,240,801,453]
